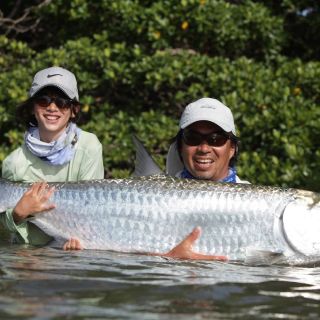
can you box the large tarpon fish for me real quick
[1,176,320,263]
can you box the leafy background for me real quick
[0,0,319,189]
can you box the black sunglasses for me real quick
[182,130,230,147]
[34,95,75,110]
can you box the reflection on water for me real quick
[1,244,320,319]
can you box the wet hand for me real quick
[63,237,83,251]
[163,227,228,261]
[13,182,56,223]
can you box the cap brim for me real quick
[30,84,78,101]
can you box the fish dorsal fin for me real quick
[132,135,164,177]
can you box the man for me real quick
[66,97,248,259]
[160,97,248,260]
[166,97,248,183]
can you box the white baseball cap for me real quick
[166,97,236,176]
[29,66,79,101]
[179,97,236,134]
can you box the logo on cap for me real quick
[47,74,63,78]
[200,106,217,110]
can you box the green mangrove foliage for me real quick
[0,0,319,190]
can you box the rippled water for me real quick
[1,243,320,319]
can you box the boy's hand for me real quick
[63,238,83,251]
[13,182,56,223]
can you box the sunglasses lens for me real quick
[35,96,50,107]
[183,131,229,147]
[55,97,70,109]
[183,131,202,146]
[207,133,228,146]
[34,96,72,109]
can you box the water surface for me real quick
[1,244,320,319]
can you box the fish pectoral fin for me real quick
[131,134,164,177]
[244,249,285,266]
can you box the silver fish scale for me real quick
[0,177,297,260]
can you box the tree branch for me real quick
[0,0,52,36]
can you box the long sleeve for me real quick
[0,208,52,245]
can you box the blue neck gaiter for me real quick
[24,122,81,166]
[180,167,237,183]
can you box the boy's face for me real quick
[33,88,75,142]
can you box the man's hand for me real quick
[162,227,228,261]
[13,182,56,224]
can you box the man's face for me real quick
[181,121,235,181]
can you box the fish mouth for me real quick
[282,200,320,256]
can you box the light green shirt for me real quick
[1,130,104,245]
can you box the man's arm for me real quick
[62,227,228,261]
